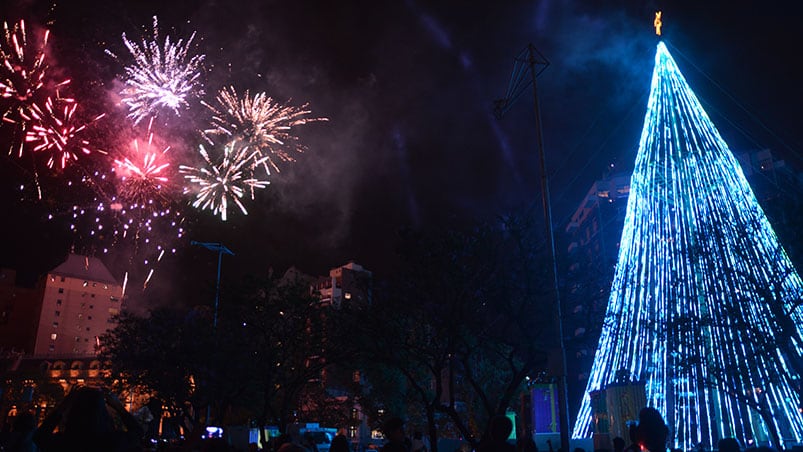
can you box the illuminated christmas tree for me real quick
[571,41,803,449]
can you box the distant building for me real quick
[33,254,125,356]
[0,269,41,354]
[315,261,372,309]
[562,171,631,415]
[310,262,374,446]
[0,253,126,428]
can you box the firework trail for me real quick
[109,16,205,124]
[179,140,269,221]
[25,94,105,169]
[1,20,51,156]
[203,86,327,173]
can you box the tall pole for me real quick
[527,44,570,452]
[191,240,234,425]
[495,43,570,451]
[191,241,234,329]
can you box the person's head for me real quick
[636,407,668,452]
[612,437,625,452]
[718,438,741,452]
[489,414,513,442]
[64,387,115,435]
[383,417,406,442]
[330,434,350,452]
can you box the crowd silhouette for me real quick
[0,394,792,452]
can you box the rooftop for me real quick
[49,254,119,286]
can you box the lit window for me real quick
[50,333,57,340]
[83,281,88,287]
[344,292,352,300]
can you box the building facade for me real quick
[33,254,125,356]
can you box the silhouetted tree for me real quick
[351,211,554,451]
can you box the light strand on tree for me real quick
[572,42,803,450]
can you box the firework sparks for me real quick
[179,141,269,221]
[113,120,173,206]
[109,16,205,124]
[203,86,327,173]
[1,20,51,156]
[1,20,48,103]
[24,94,105,169]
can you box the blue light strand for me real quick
[572,42,803,449]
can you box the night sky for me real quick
[2,0,802,309]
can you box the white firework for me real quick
[110,16,205,124]
[179,141,269,221]
[203,86,327,173]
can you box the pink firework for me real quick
[1,20,52,156]
[113,123,173,206]
[25,95,105,169]
[0,20,48,103]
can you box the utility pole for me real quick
[191,241,234,328]
[494,43,571,451]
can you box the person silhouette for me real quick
[612,436,625,452]
[330,434,350,452]
[718,437,741,452]
[478,415,516,452]
[381,417,409,452]
[635,407,668,452]
[2,411,38,452]
[33,386,143,452]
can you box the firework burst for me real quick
[203,86,327,173]
[179,140,269,221]
[24,94,105,169]
[113,120,173,207]
[1,20,51,156]
[109,16,205,124]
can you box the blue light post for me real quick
[191,241,234,328]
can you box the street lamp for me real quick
[191,241,234,328]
